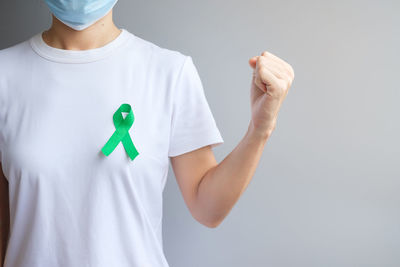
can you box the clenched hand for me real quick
[248,51,295,138]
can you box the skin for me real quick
[1,7,294,264]
[0,165,8,267]
[174,53,294,227]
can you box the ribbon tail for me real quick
[122,134,139,160]
[101,131,121,156]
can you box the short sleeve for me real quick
[168,56,224,157]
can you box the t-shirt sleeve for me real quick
[168,56,224,157]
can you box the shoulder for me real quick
[0,38,31,65]
[0,38,32,109]
[0,37,32,81]
[125,30,188,74]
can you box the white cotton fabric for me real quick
[0,28,223,267]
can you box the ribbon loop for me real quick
[101,103,139,161]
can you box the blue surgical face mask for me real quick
[43,0,119,31]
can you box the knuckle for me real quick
[289,75,294,85]
[279,85,287,95]
[286,64,294,77]
[286,79,291,88]
[289,66,295,77]
[280,72,291,86]
[259,67,268,77]
[280,72,289,80]
[278,80,288,92]
[257,56,265,66]
[258,65,266,74]
[286,75,294,88]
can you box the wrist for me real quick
[246,121,272,144]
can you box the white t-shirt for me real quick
[0,28,224,267]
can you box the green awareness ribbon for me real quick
[101,103,139,161]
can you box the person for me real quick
[0,0,294,266]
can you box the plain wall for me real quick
[1,0,399,266]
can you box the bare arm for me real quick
[170,123,268,228]
[0,163,9,266]
[170,51,294,228]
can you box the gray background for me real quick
[1,0,399,266]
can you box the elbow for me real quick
[203,219,222,228]
[191,206,223,228]
[196,214,223,229]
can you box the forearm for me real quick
[0,175,10,266]
[0,213,8,267]
[194,121,270,227]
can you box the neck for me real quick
[42,10,121,51]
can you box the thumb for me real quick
[248,56,258,69]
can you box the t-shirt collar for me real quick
[29,28,131,63]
